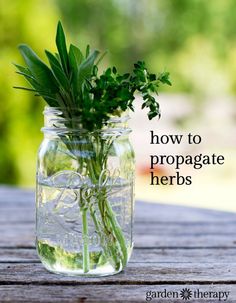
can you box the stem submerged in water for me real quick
[88,156,128,270]
[81,209,89,273]
[74,134,128,272]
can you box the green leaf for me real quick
[68,44,85,97]
[56,21,69,74]
[14,64,36,81]
[149,74,156,81]
[45,50,70,90]
[148,111,158,120]
[86,44,90,58]
[68,44,84,72]
[18,44,59,93]
[141,102,146,109]
[15,21,171,130]
[14,64,46,95]
[14,63,31,74]
[123,73,130,80]
[14,63,46,92]
[13,86,38,92]
[54,53,61,62]
[14,63,58,106]
[95,50,108,66]
[105,68,111,76]
[158,72,172,86]
[92,65,98,76]
[14,64,59,107]
[77,50,100,91]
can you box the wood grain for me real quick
[0,285,235,303]
[1,262,236,284]
[2,247,236,263]
[1,222,236,248]
[0,186,236,302]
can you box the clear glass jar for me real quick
[36,107,135,276]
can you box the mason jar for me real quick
[36,107,135,276]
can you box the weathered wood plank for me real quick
[1,221,236,248]
[132,247,236,263]
[0,187,33,204]
[135,235,236,248]
[2,206,236,224]
[2,220,236,236]
[135,221,236,237]
[0,248,39,262]
[1,187,236,223]
[1,262,236,284]
[0,284,235,303]
[1,187,236,302]
[0,224,35,247]
[0,209,34,223]
[134,201,236,223]
[1,247,236,264]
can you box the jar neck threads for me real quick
[41,106,131,137]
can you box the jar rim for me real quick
[42,106,131,136]
[43,106,130,123]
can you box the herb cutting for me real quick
[14,21,171,276]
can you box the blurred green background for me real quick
[0,0,235,208]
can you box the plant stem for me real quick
[65,132,128,271]
[104,199,128,267]
[89,148,127,270]
[81,208,89,273]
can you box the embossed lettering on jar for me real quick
[36,107,135,276]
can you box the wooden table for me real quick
[1,186,236,302]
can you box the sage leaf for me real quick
[56,21,69,75]
[45,50,70,90]
[68,44,84,73]
[18,44,59,93]
[76,50,100,91]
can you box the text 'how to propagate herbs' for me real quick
[149,131,225,186]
